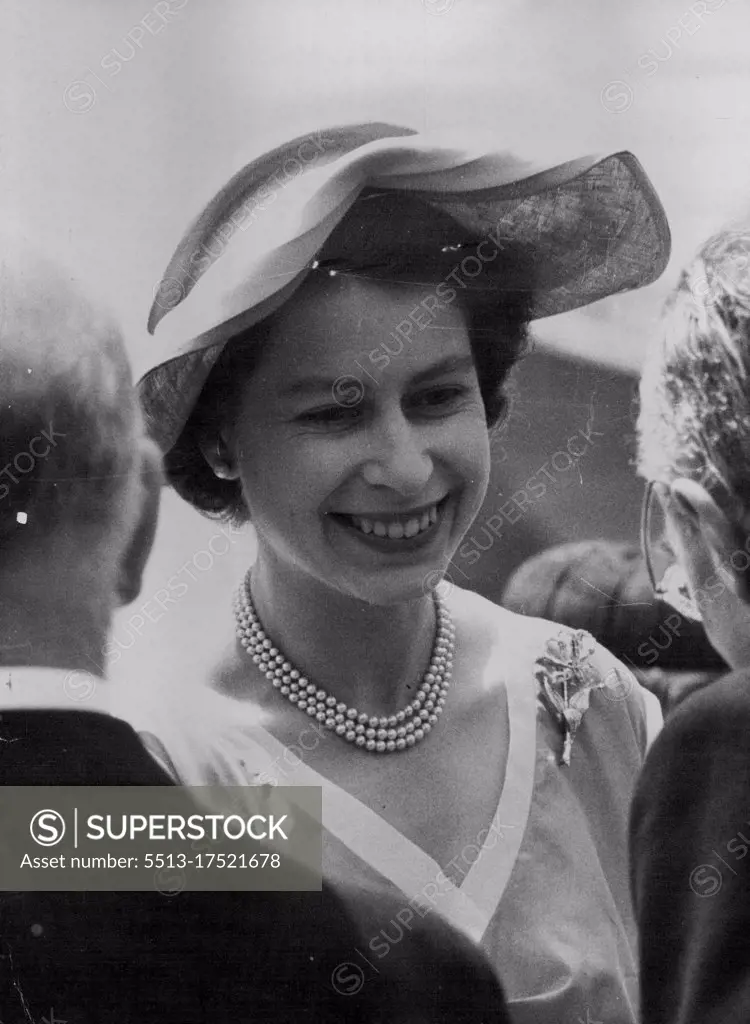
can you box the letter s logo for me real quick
[30,809,66,846]
[330,963,365,995]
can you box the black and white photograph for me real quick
[2,1,750,1021]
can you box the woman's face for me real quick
[227,272,492,605]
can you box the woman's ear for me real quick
[115,438,163,606]
[199,432,241,481]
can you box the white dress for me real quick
[118,591,655,1024]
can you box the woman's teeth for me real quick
[349,504,439,539]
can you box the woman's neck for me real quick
[246,555,439,715]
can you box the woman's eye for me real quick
[413,385,470,410]
[298,405,363,426]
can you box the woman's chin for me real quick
[328,564,457,608]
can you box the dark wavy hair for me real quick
[165,262,534,524]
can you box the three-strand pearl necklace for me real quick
[233,575,455,753]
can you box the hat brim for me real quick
[139,130,670,454]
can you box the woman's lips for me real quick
[329,497,449,545]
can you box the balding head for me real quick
[0,242,145,550]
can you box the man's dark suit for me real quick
[630,668,750,1024]
[0,708,510,1023]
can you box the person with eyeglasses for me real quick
[632,225,750,1024]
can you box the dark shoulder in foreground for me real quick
[631,668,750,1024]
[643,665,750,768]
[0,708,175,784]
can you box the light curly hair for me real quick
[0,245,143,547]
[637,225,750,515]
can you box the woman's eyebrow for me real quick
[409,355,476,386]
[280,376,344,398]
[280,354,475,397]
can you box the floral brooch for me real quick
[534,629,605,766]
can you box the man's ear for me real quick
[670,477,748,597]
[115,438,163,606]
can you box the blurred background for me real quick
[2,0,749,692]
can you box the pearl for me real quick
[234,576,454,755]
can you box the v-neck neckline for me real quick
[236,666,538,943]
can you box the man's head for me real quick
[637,225,750,669]
[0,242,161,663]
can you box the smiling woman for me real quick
[126,122,671,1022]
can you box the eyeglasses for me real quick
[640,480,702,622]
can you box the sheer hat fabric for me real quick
[138,121,671,454]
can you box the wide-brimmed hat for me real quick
[138,121,671,454]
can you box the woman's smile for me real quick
[327,495,451,554]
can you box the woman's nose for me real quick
[361,417,433,495]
